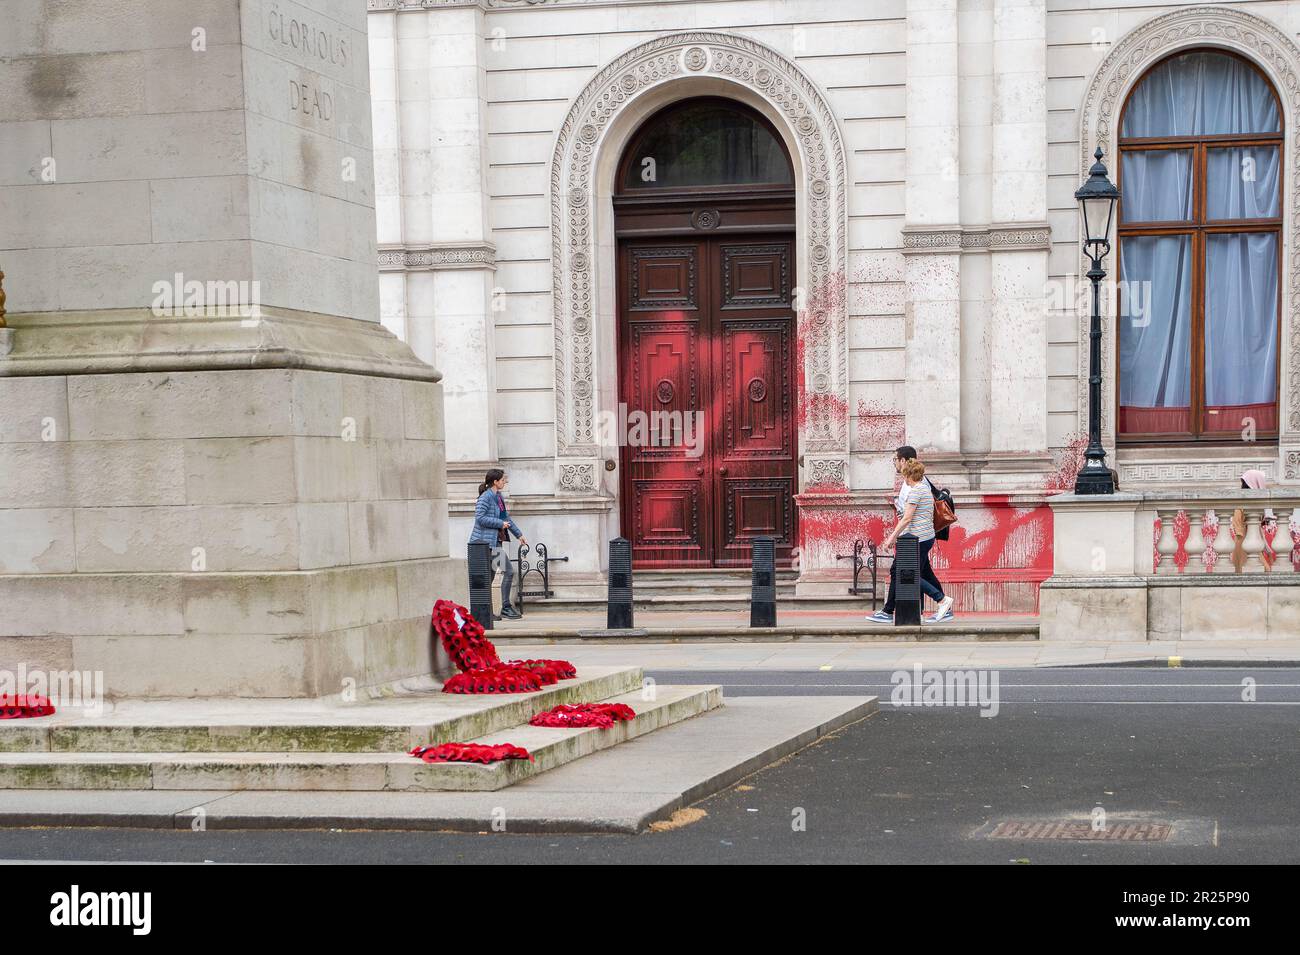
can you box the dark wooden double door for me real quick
[618,235,797,568]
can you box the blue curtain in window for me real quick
[1122,51,1280,137]
[1119,235,1193,433]
[1205,232,1278,431]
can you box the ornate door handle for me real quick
[696,466,704,476]
[718,466,728,476]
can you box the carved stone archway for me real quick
[1078,6,1300,479]
[549,32,849,495]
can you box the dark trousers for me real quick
[882,538,945,613]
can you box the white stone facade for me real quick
[367,0,1300,598]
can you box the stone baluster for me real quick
[1183,509,1204,576]
[1212,507,1235,574]
[1274,508,1295,572]
[1155,508,1179,575]
[1241,508,1267,573]
[1194,508,1217,574]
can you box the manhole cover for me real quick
[987,820,1172,842]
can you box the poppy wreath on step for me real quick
[529,702,636,729]
[442,665,546,694]
[506,658,578,681]
[432,599,577,694]
[0,695,55,719]
[409,743,533,764]
[432,599,502,672]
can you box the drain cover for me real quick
[987,820,1172,842]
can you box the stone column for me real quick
[988,0,1050,455]
[957,0,994,482]
[0,0,462,698]
[379,0,497,491]
[902,0,962,454]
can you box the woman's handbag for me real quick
[497,525,510,545]
[930,483,957,536]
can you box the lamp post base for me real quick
[1074,464,1116,495]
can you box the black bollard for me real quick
[750,536,776,627]
[467,542,494,630]
[607,537,633,630]
[893,533,922,626]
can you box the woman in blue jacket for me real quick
[469,468,527,619]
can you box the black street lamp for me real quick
[1073,146,1120,495]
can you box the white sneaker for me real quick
[929,596,955,622]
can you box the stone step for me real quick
[527,594,871,614]
[0,685,721,793]
[0,666,644,755]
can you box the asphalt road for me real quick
[1,667,1297,865]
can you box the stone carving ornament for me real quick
[1078,6,1300,457]
[549,32,849,476]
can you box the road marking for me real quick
[1168,655,1183,667]
[819,665,834,671]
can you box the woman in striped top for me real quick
[870,459,955,623]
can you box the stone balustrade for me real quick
[1042,490,1300,642]
[1146,491,1300,576]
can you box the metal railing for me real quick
[513,542,568,617]
[835,537,879,607]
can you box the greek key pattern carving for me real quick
[1120,461,1278,484]
[550,32,848,460]
[1078,6,1300,445]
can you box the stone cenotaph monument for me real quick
[0,0,463,697]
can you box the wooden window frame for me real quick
[1115,49,1284,446]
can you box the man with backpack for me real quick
[868,446,957,624]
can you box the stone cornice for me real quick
[367,0,556,9]
[900,223,1051,254]
[377,244,497,272]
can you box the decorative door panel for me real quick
[720,243,791,309]
[720,321,793,459]
[719,477,795,558]
[629,247,697,310]
[626,323,699,460]
[631,480,705,561]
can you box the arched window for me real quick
[1117,50,1283,442]
[617,98,793,194]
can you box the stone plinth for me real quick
[0,0,464,697]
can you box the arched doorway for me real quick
[614,97,798,568]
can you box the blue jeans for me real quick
[882,538,945,612]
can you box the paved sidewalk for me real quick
[491,608,1038,641]
[493,639,1300,670]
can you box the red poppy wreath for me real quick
[0,695,55,719]
[409,743,532,764]
[431,599,576,694]
[529,702,636,729]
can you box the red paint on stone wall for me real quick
[856,398,906,452]
[794,272,848,437]
[795,494,1053,612]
